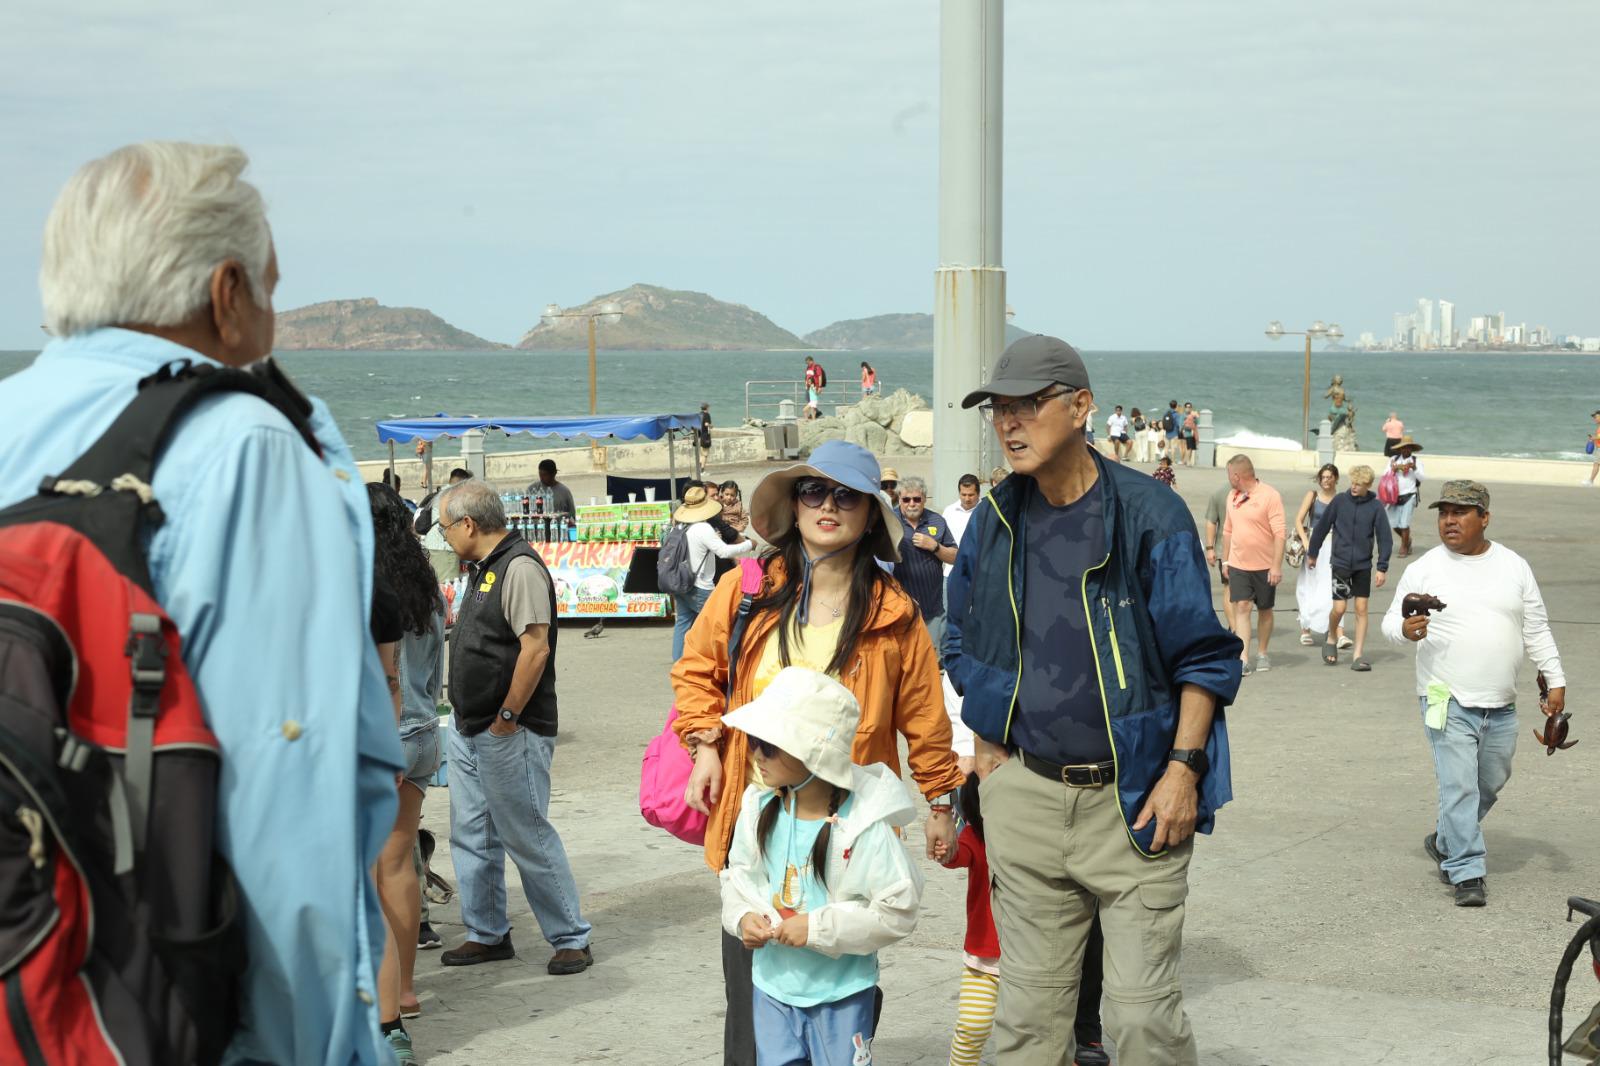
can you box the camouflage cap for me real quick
[1428,480,1490,511]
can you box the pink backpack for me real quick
[640,558,764,843]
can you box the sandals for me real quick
[1351,658,1372,672]
[1323,643,1338,666]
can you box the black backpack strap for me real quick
[723,593,756,702]
[47,359,318,494]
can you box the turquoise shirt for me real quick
[752,795,878,1008]
[0,330,403,1065]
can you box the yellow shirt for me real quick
[744,615,845,787]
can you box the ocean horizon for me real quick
[3,346,1595,464]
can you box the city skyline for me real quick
[1360,296,1595,353]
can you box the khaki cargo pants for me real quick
[980,756,1197,1066]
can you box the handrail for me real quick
[743,378,883,421]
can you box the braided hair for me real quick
[757,782,847,891]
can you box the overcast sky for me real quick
[3,0,1596,350]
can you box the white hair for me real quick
[40,142,272,337]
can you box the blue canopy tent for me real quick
[374,413,704,489]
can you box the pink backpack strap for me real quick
[737,556,764,595]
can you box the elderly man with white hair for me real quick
[0,143,404,1064]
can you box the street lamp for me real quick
[541,301,624,415]
[1266,319,1344,447]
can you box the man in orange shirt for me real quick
[1220,454,1286,676]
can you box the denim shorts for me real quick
[401,724,442,794]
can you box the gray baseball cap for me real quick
[961,335,1092,409]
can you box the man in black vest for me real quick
[435,479,594,975]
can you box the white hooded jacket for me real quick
[719,763,925,959]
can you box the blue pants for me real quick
[753,986,876,1066]
[447,726,592,950]
[672,586,711,660]
[1420,697,1517,884]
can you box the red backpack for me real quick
[0,361,319,1065]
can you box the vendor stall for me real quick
[376,413,702,619]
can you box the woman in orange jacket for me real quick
[671,440,964,1065]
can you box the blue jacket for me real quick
[942,452,1242,857]
[1308,489,1393,573]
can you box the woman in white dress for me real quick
[1295,463,1348,648]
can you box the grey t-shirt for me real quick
[1010,481,1114,765]
[501,555,554,634]
[1204,484,1229,556]
[397,605,445,738]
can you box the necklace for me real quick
[814,595,845,619]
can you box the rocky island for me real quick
[517,283,808,351]
[274,298,507,350]
[803,312,1032,351]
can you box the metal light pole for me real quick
[542,301,624,415]
[933,0,1005,506]
[1266,319,1343,447]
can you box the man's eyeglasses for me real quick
[439,516,467,533]
[752,738,781,759]
[899,496,924,504]
[977,388,1076,424]
[795,480,864,511]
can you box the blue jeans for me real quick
[1419,697,1517,883]
[447,725,592,950]
[672,586,711,660]
[753,985,876,1066]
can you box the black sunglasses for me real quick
[752,737,781,759]
[794,479,864,511]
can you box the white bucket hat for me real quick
[721,667,859,789]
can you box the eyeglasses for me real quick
[795,480,864,511]
[977,388,1076,424]
[752,738,781,759]
[898,496,924,504]
[439,516,467,533]
[1232,491,1251,508]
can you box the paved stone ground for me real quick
[407,461,1598,1065]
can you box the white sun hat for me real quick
[721,667,860,789]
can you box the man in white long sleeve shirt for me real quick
[671,486,752,659]
[1381,480,1566,907]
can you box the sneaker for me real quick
[547,945,594,975]
[386,1028,417,1064]
[1074,1042,1111,1066]
[441,935,515,967]
[1423,834,1450,883]
[1255,654,1271,673]
[417,922,442,950]
[1454,877,1487,907]
[1241,660,1254,677]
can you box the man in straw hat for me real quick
[668,484,753,659]
[1381,480,1567,907]
[944,335,1243,1064]
[1385,435,1426,558]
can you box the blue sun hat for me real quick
[749,439,902,624]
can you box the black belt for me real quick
[1016,749,1116,788]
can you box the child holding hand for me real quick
[935,752,1110,1066]
[720,668,925,1066]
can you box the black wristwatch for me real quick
[498,708,517,725]
[1167,748,1208,778]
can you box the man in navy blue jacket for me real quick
[1307,463,1393,671]
[943,335,1242,1065]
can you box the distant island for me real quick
[804,312,1033,351]
[518,283,808,351]
[275,299,507,351]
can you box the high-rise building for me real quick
[1417,298,1434,347]
[1493,311,1506,342]
[1359,331,1377,349]
[1468,316,1490,343]
[1393,312,1415,348]
[1438,300,1455,348]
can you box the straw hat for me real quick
[1393,435,1424,454]
[747,440,901,561]
[879,467,900,484]
[673,485,722,523]
[722,667,860,789]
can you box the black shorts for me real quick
[1183,435,1197,452]
[1331,567,1372,601]
[1227,567,1276,608]
[1111,433,1129,443]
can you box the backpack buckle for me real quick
[126,614,166,718]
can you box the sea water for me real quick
[2,347,1594,463]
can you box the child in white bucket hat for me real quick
[719,667,924,1066]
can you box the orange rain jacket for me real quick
[671,556,964,872]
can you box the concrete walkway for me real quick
[406,463,1597,1065]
